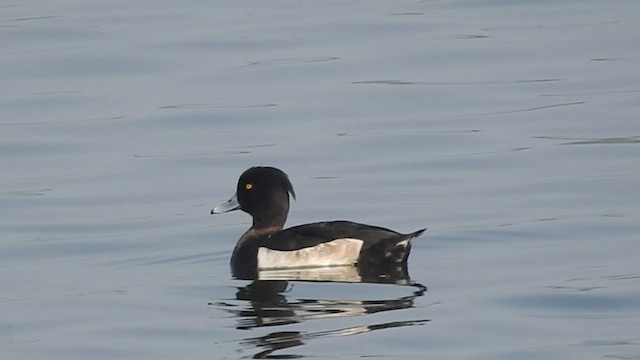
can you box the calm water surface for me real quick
[2,1,639,359]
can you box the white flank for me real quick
[257,238,364,270]
[258,266,362,282]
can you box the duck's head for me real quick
[212,167,296,229]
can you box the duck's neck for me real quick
[252,210,287,230]
[251,192,290,230]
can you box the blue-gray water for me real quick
[2,1,639,359]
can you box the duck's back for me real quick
[263,221,405,250]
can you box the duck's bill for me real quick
[211,193,240,214]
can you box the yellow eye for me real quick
[245,183,253,190]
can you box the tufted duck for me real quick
[212,167,425,279]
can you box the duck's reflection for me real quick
[215,265,429,358]
[242,319,428,359]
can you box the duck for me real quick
[211,166,425,279]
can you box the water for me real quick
[2,1,639,359]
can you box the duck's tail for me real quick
[408,228,427,240]
[386,228,426,264]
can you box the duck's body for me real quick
[212,167,425,279]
